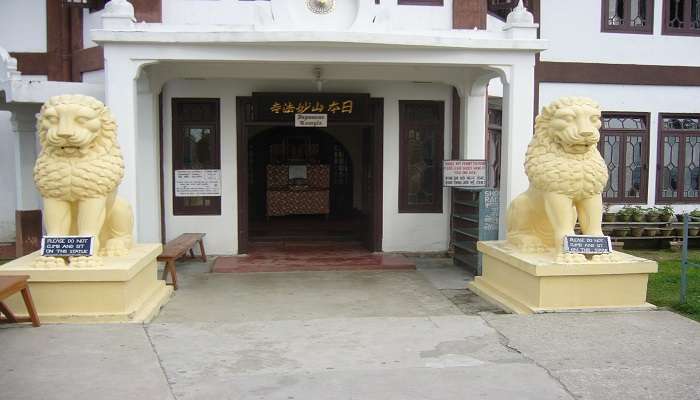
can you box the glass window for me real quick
[602,0,654,33]
[598,113,649,203]
[172,99,221,215]
[399,101,444,213]
[658,114,700,202]
[664,0,700,35]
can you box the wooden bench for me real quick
[157,233,207,290]
[0,275,40,327]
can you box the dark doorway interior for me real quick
[248,127,360,242]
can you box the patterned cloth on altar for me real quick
[266,165,330,216]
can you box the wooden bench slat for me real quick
[0,275,40,327]
[157,233,207,291]
[0,276,29,300]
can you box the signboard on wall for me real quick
[295,113,328,127]
[443,160,487,187]
[175,169,222,197]
[252,92,370,123]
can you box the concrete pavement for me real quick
[1,257,698,400]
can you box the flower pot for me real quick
[613,228,630,237]
[630,227,645,237]
[674,227,684,236]
[646,214,660,222]
[616,214,630,222]
[644,228,659,237]
[661,214,675,222]
[659,228,674,237]
[602,228,614,236]
[603,213,617,222]
[689,227,700,236]
[632,214,645,222]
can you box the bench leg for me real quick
[20,287,40,327]
[0,301,17,323]
[168,260,178,290]
[198,239,207,262]
[161,263,169,282]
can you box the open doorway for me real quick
[236,96,383,254]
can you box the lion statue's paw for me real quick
[553,252,587,264]
[591,253,622,263]
[69,256,104,268]
[32,256,67,268]
[509,235,548,253]
[99,238,129,257]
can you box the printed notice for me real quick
[295,114,328,127]
[443,160,487,187]
[564,235,612,254]
[41,236,94,257]
[175,169,221,197]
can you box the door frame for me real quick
[236,96,383,253]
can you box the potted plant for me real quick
[690,209,700,222]
[603,204,616,222]
[659,227,674,236]
[630,226,645,237]
[630,206,645,222]
[616,206,633,222]
[645,207,660,222]
[657,206,675,222]
[689,226,700,236]
[612,227,630,237]
[602,227,614,236]
[644,227,659,237]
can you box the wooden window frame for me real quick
[172,98,222,216]
[662,0,700,36]
[656,113,700,204]
[398,0,443,6]
[398,100,445,214]
[598,112,650,204]
[601,0,654,34]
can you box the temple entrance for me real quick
[235,95,383,254]
[247,127,359,242]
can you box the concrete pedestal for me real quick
[0,244,172,323]
[469,241,658,314]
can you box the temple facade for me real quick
[0,1,698,255]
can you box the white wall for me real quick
[162,0,454,31]
[540,0,700,66]
[163,78,453,254]
[0,112,17,242]
[540,82,700,212]
[0,0,47,52]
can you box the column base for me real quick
[470,241,658,314]
[0,244,172,323]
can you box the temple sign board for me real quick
[443,160,487,187]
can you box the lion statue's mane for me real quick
[34,95,125,201]
[524,97,608,199]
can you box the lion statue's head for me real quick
[525,97,609,198]
[37,94,117,159]
[34,95,124,200]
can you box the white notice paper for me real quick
[175,169,221,197]
[443,160,487,187]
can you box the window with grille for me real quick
[663,0,700,36]
[399,100,444,213]
[602,0,654,33]
[598,113,649,204]
[658,114,700,203]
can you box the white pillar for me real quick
[499,61,535,238]
[136,73,161,243]
[11,108,41,210]
[460,82,488,159]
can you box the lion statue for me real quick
[32,94,133,268]
[506,97,614,263]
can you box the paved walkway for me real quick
[1,257,699,400]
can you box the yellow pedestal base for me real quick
[0,244,172,323]
[469,241,658,314]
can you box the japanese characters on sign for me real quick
[175,169,222,197]
[42,236,94,257]
[564,235,612,254]
[252,93,370,123]
[443,160,488,187]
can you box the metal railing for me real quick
[680,214,699,304]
